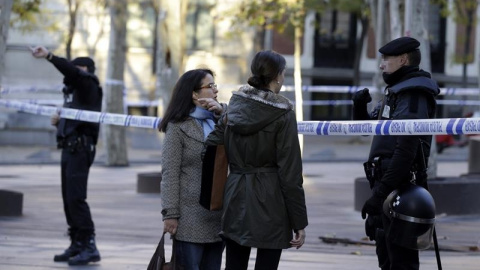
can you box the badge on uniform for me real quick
[65,93,73,103]
[382,105,391,118]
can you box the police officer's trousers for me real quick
[60,142,96,241]
[374,213,419,270]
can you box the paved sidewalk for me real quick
[0,133,479,269]
[0,130,471,165]
[1,163,479,269]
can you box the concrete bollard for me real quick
[468,136,480,174]
[354,177,480,215]
[0,190,23,216]
[137,172,162,193]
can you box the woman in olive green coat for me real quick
[206,50,308,270]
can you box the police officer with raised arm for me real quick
[31,46,102,265]
[352,37,440,269]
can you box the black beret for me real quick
[379,37,420,56]
[71,57,95,74]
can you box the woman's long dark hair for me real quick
[158,68,214,132]
[247,50,286,89]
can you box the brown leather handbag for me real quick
[200,144,228,211]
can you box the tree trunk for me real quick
[352,16,368,86]
[461,9,474,88]
[0,0,13,87]
[103,0,129,166]
[389,0,402,39]
[294,25,304,157]
[408,0,431,72]
[253,25,265,52]
[371,0,386,99]
[155,4,169,117]
[66,0,79,60]
[152,2,159,75]
[158,0,188,117]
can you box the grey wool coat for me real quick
[161,118,222,243]
[206,85,308,249]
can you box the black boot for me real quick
[68,235,101,265]
[53,241,82,262]
[54,230,81,262]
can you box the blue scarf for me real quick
[190,106,215,139]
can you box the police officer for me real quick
[31,46,102,265]
[352,37,439,269]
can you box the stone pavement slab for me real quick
[0,162,479,269]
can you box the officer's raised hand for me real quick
[30,46,49,58]
[352,88,372,104]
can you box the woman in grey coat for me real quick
[206,51,308,270]
[159,69,226,270]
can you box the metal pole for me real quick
[404,0,412,36]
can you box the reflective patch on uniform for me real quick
[382,105,391,118]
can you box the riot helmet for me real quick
[383,184,436,250]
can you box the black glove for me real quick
[365,215,382,241]
[361,193,384,219]
[352,88,372,104]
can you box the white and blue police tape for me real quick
[0,100,160,129]
[296,100,480,106]
[298,118,480,136]
[2,100,480,136]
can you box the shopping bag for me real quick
[147,233,176,270]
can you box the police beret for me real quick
[379,37,420,56]
[71,57,95,73]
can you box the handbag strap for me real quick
[170,235,176,263]
[146,232,167,270]
[156,232,166,258]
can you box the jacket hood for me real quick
[227,85,293,135]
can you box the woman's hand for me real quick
[51,113,60,126]
[290,229,306,249]
[163,219,178,235]
[198,98,223,114]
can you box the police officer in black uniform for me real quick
[352,37,440,269]
[31,46,102,265]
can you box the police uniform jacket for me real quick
[161,118,223,243]
[206,85,308,249]
[354,67,439,196]
[49,55,102,144]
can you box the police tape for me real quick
[2,100,480,136]
[5,98,480,108]
[298,118,480,136]
[0,100,160,129]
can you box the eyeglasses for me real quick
[198,83,218,90]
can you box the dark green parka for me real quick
[205,85,308,249]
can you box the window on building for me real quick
[314,10,357,68]
[317,10,351,49]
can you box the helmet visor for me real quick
[388,219,434,250]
